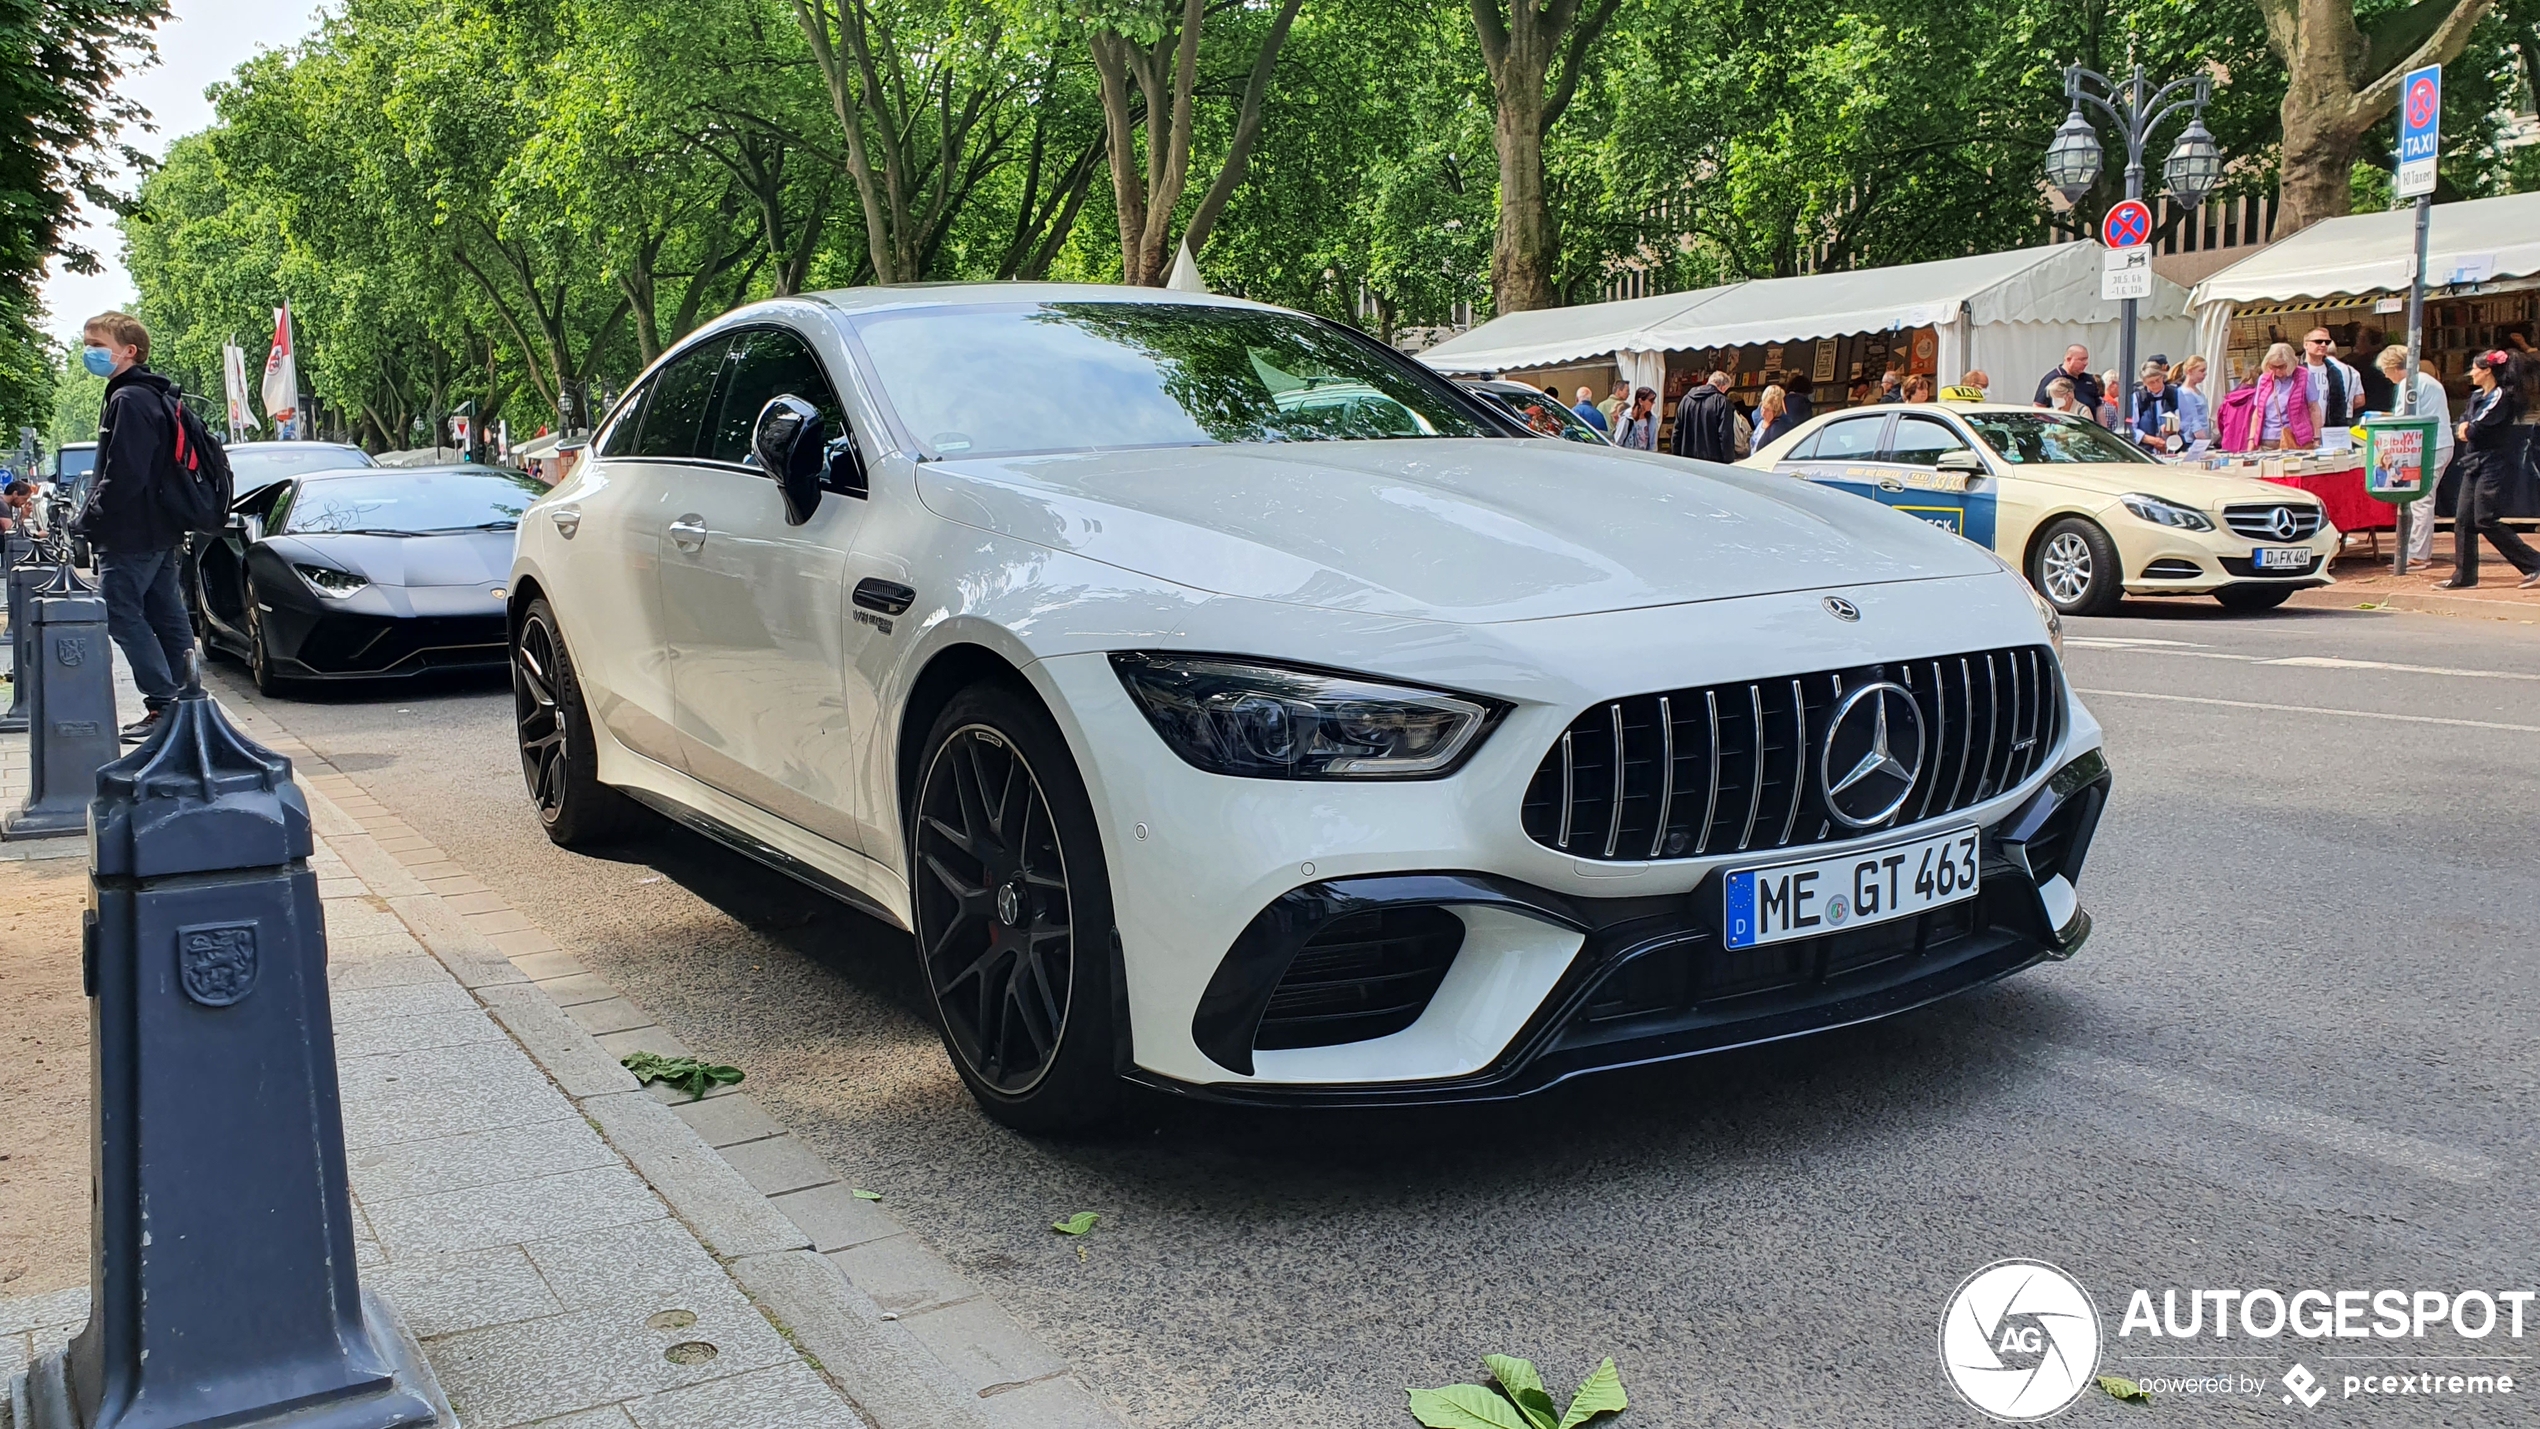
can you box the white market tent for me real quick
[1420,242,2194,400]
[2188,191,2540,380]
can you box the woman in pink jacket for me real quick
[2222,342,2317,451]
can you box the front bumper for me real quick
[2117,521,2339,595]
[261,584,509,680]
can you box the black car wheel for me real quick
[244,595,298,698]
[909,681,1119,1132]
[2030,517,2124,617]
[2214,584,2297,612]
[513,598,641,846]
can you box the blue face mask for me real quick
[81,345,116,377]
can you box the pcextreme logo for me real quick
[1938,1260,2102,1420]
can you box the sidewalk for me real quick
[2289,545,2540,623]
[1,659,1120,1427]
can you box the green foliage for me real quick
[1051,1211,1099,1235]
[620,1051,745,1100]
[1408,1355,1627,1429]
[50,359,104,447]
[2097,1373,2153,1404]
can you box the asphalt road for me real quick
[213,597,2540,1427]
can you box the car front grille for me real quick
[2222,503,2325,541]
[1520,645,2062,862]
[297,614,506,673]
[1252,906,1463,1050]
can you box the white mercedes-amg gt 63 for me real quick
[508,285,2110,1130]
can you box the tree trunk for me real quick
[1469,0,1618,314]
[2260,0,2496,237]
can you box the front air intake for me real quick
[1251,907,1464,1050]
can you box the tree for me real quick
[2261,0,2497,234]
[1468,0,1618,312]
[1082,0,1305,285]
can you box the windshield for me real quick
[1469,387,1610,444]
[283,468,543,535]
[232,444,377,496]
[54,448,96,481]
[1962,412,2158,465]
[849,302,1495,459]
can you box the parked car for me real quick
[1456,378,1613,444]
[1745,402,2338,614]
[48,442,96,565]
[508,287,2106,1130]
[195,465,529,695]
[225,440,378,500]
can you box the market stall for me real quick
[1419,243,2196,415]
[2189,191,2540,523]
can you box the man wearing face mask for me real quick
[70,312,196,743]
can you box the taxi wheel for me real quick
[2030,518,2123,617]
[2214,584,2296,612]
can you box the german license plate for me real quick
[2253,546,2310,569]
[1722,827,1979,950]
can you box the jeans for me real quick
[2452,455,2540,583]
[97,546,197,705]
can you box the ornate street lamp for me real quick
[2051,65,2221,432]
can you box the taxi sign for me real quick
[2101,199,2153,249]
[2398,65,2440,199]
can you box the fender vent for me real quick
[1253,907,1464,1051]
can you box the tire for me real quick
[244,596,300,698]
[908,680,1120,1133]
[512,597,643,847]
[2030,517,2124,617]
[2215,584,2297,612]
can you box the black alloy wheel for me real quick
[512,598,640,846]
[910,683,1118,1131]
[244,595,295,698]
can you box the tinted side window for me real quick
[596,381,652,457]
[635,338,730,458]
[1812,416,1887,460]
[705,328,846,466]
[1887,416,1971,467]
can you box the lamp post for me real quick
[2046,65,2222,434]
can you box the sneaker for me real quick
[2521,571,2540,590]
[2433,578,2479,590]
[119,707,165,743]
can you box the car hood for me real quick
[264,529,515,586]
[915,440,1998,624]
[1988,460,2327,510]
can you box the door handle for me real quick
[667,514,708,552]
[852,578,916,615]
[1878,477,1905,492]
[550,505,581,539]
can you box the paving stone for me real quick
[350,1116,614,1202]
[425,1296,791,1428]
[644,1078,742,1106]
[443,890,512,915]
[332,980,479,1025]
[404,860,468,882]
[670,1094,785,1148]
[975,1375,1124,1429]
[823,1236,980,1316]
[626,1363,861,1429]
[376,835,434,854]
[338,1045,574,1149]
[390,893,528,989]
[0,1287,88,1335]
[899,1299,1067,1396]
[369,1245,562,1339]
[722,1252,991,1429]
[718,1137,836,1198]
[521,1220,749,1313]
[520,1408,639,1429]
[465,908,535,935]
[509,950,587,981]
[423,874,492,897]
[336,1007,515,1059]
[579,1092,809,1259]
[328,953,460,993]
[489,928,564,957]
[365,1165,665,1259]
[534,972,621,1008]
[597,1026,689,1060]
[564,997,656,1037]
[768,1184,901,1254]
[475,983,641,1099]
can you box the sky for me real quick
[39,0,328,343]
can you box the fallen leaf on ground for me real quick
[620,1051,744,1100]
[2097,1375,2151,1405]
[851,1188,882,1200]
[1052,1211,1099,1236]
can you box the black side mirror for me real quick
[752,395,824,526]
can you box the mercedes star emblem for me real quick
[1823,596,1860,622]
[1819,681,1927,828]
[2266,506,2297,539]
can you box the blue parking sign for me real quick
[2398,65,2441,198]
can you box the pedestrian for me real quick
[1873,366,1906,403]
[2034,345,2104,414]
[1754,384,1797,448]
[1671,370,1739,462]
[2374,344,2453,574]
[1598,378,1630,430]
[2095,371,2121,429]
[2129,360,2182,450]
[2302,328,2366,449]
[2044,376,2086,418]
[2435,350,2540,589]
[67,311,196,743]
[1,480,36,535]
[1784,371,1815,427]
[1571,384,1609,434]
[2176,355,2214,445]
[1614,387,1659,450]
[2220,342,2317,452]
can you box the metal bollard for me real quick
[8,677,448,1429]
[3,577,120,840]
[2,537,40,734]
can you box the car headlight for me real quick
[295,563,367,598]
[2027,584,2065,658]
[2119,492,2214,531]
[1110,653,1502,778]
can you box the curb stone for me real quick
[208,678,1130,1429]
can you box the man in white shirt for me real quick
[2375,345,2453,571]
[2303,328,2366,450]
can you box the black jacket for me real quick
[78,366,185,553]
[2461,383,2523,459]
[2034,365,2104,413]
[1671,384,1738,462]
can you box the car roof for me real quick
[298,464,527,480]
[229,440,368,451]
[801,281,1277,317]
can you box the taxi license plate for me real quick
[2253,546,2311,569]
[1722,827,1979,950]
